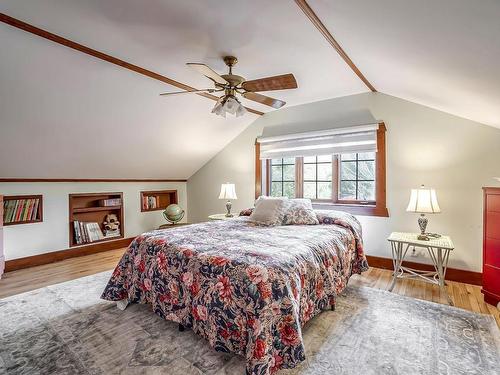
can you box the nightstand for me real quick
[387,232,454,305]
[158,223,190,229]
[208,214,238,221]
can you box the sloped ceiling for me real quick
[1,0,499,178]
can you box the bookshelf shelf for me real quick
[73,206,122,213]
[2,195,43,226]
[69,192,124,247]
[140,190,178,212]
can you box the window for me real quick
[270,158,295,198]
[339,152,376,202]
[303,156,333,200]
[256,123,387,217]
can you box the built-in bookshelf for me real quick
[2,195,43,226]
[69,192,124,247]
[140,190,178,212]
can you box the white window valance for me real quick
[257,124,379,159]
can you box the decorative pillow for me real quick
[239,207,254,216]
[249,196,288,226]
[282,198,319,225]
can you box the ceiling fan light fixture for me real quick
[212,95,246,118]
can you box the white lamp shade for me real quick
[406,185,441,213]
[219,183,237,200]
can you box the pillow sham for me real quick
[249,196,288,226]
[282,198,319,225]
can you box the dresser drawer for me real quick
[486,193,500,213]
[485,212,500,240]
[484,238,500,268]
[483,265,500,297]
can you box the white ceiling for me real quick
[309,0,500,127]
[1,0,499,178]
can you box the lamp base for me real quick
[225,200,233,217]
[417,214,429,240]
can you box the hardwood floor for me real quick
[0,248,498,327]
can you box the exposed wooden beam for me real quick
[0,13,264,116]
[0,178,187,183]
[294,0,377,92]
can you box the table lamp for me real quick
[219,183,237,217]
[406,185,441,240]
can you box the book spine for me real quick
[32,199,39,221]
[4,200,13,223]
[15,200,24,222]
[74,221,80,245]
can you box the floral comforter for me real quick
[101,210,368,375]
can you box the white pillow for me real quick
[249,196,288,226]
[282,198,319,225]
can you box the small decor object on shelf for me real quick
[406,185,441,240]
[99,198,122,207]
[219,183,237,217]
[103,213,121,238]
[163,204,185,225]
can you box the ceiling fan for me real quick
[159,56,298,117]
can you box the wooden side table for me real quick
[208,214,238,221]
[387,232,454,305]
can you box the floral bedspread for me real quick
[101,210,368,375]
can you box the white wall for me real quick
[0,181,187,260]
[187,92,500,272]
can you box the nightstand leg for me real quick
[435,248,453,306]
[389,242,403,292]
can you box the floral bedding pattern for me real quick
[102,210,368,375]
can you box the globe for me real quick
[163,204,185,224]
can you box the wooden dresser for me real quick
[0,195,4,278]
[482,188,500,306]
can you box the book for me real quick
[32,199,39,221]
[99,198,122,207]
[15,200,24,222]
[4,200,15,223]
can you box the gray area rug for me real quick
[0,271,499,375]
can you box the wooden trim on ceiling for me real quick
[4,236,134,272]
[0,178,187,183]
[294,0,377,92]
[365,255,483,286]
[0,12,264,116]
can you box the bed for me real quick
[101,210,368,375]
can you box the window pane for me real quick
[357,152,375,160]
[340,161,356,180]
[339,181,356,199]
[282,157,295,164]
[317,182,332,199]
[341,153,356,161]
[283,182,295,198]
[304,182,316,199]
[317,155,332,162]
[271,182,282,196]
[303,156,316,163]
[358,181,375,201]
[358,160,375,180]
[317,163,332,181]
[303,164,316,180]
[283,164,295,181]
[271,166,282,181]
[271,158,283,165]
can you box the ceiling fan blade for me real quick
[242,73,297,92]
[159,89,215,96]
[187,63,228,85]
[243,92,286,109]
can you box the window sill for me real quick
[312,202,389,217]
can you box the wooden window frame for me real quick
[255,123,388,217]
